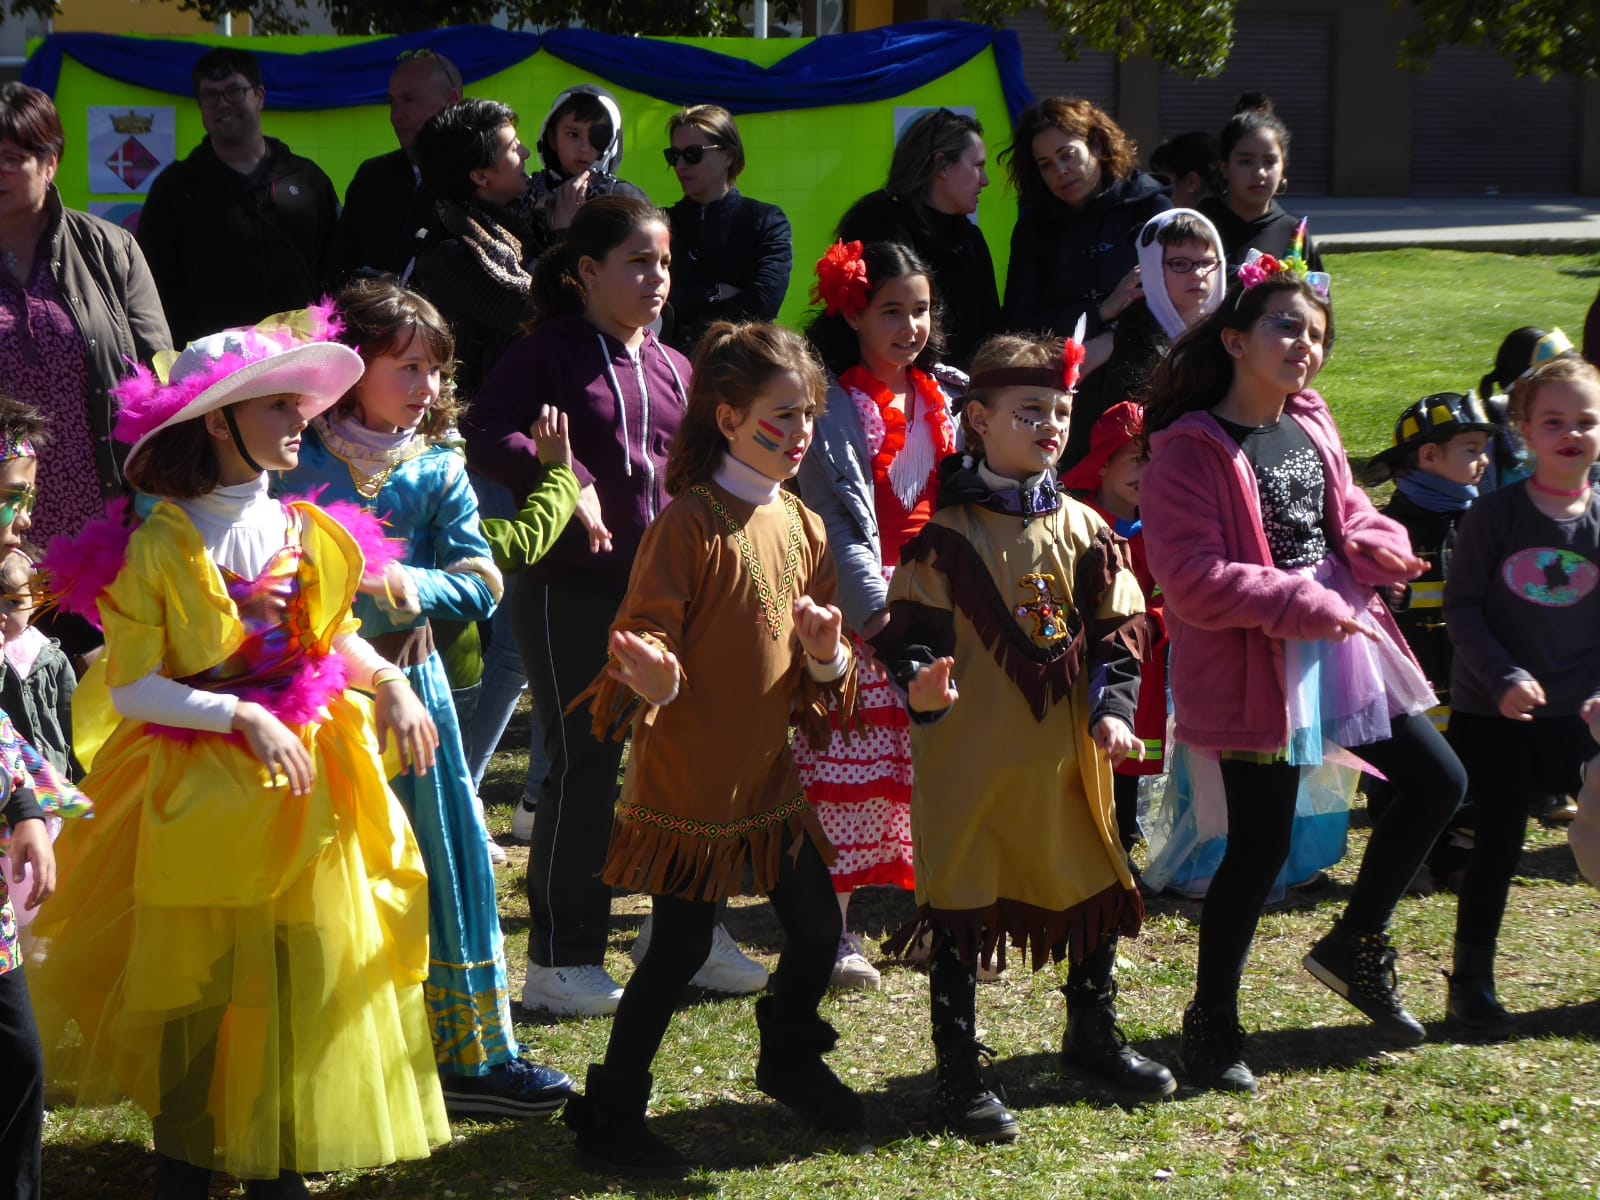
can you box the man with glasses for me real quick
[137,47,340,345]
[336,49,461,280]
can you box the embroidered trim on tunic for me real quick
[690,484,803,640]
[618,792,810,840]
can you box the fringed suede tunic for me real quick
[577,477,856,901]
[877,461,1150,970]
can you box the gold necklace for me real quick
[691,485,802,640]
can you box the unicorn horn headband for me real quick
[1236,218,1331,300]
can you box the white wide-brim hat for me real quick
[114,304,365,464]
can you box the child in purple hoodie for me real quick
[1140,271,1466,1095]
[467,196,691,1019]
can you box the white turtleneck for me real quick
[710,453,846,684]
[108,475,392,731]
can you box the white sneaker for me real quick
[631,916,769,995]
[509,793,537,843]
[485,836,508,866]
[829,932,882,991]
[520,962,624,1017]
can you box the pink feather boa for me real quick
[284,488,403,577]
[112,298,345,446]
[39,498,136,630]
[144,653,352,746]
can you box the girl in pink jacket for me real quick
[1140,272,1466,1095]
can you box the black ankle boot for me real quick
[753,995,864,1131]
[1180,1002,1257,1095]
[244,1171,310,1198]
[932,1038,1018,1143]
[1446,940,1514,1036]
[1061,978,1177,1102]
[564,1063,690,1178]
[153,1153,212,1200]
[1302,923,1426,1045]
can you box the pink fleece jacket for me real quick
[1141,389,1423,752]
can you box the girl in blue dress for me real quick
[284,278,571,1118]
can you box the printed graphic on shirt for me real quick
[1255,444,1328,569]
[1502,547,1600,607]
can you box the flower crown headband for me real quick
[968,315,1088,395]
[813,239,871,320]
[1235,218,1331,301]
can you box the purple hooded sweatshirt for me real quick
[465,313,690,588]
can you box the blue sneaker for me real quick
[441,1059,574,1119]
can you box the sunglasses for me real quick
[663,144,722,167]
[394,47,463,90]
[0,484,35,527]
[197,83,257,109]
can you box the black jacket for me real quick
[1200,196,1324,279]
[836,190,1000,370]
[1063,299,1168,470]
[137,136,340,345]
[336,148,445,280]
[664,188,792,355]
[1382,488,1460,704]
[1003,171,1169,340]
[37,190,171,496]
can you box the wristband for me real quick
[372,667,406,690]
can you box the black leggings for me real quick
[603,831,841,1075]
[1451,711,1590,948]
[1194,711,1466,1007]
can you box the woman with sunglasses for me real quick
[835,108,999,370]
[661,105,792,357]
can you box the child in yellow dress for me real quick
[30,307,449,1199]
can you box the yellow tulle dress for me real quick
[29,500,450,1179]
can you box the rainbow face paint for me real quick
[753,419,784,452]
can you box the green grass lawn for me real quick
[39,249,1600,1198]
[1315,248,1599,465]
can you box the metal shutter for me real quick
[1005,8,1119,118]
[1158,9,1334,195]
[1410,44,1579,195]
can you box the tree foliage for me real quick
[1400,0,1598,80]
[0,0,799,36]
[960,0,1236,77]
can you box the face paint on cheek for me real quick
[1010,410,1047,432]
[752,420,784,452]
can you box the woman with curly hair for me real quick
[1001,97,1168,381]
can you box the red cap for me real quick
[1060,401,1144,491]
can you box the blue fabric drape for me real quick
[22,21,1034,121]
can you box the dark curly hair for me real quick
[1002,97,1137,209]
[415,98,520,204]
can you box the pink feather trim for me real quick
[144,653,351,746]
[39,498,137,630]
[283,488,404,576]
[111,298,345,447]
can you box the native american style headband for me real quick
[1236,218,1331,300]
[812,240,871,320]
[969,315,1088,395]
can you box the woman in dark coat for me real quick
[835,108,1000,370]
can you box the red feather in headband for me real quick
[812,240,871,319]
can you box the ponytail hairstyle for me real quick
[529,194,670,327]
[1219,92,1291,172]
[1142,276,1335,443]
[803,240,946,379]
[333,277,462,438]
[959,332,1064,463]
[666,321,827,496]
[1507,355,1600,426]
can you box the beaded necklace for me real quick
[691,484,803,640]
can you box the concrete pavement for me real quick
[1303,196,1600,253]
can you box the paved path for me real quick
[1305,196,1600,252]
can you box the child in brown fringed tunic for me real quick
[561,323,861,1179]
[875,332,1176,1144]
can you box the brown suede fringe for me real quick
[599,801,835,902]
[885,882,1145,973]
[899,523,1146,721]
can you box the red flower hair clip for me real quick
[812,240,871,320]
